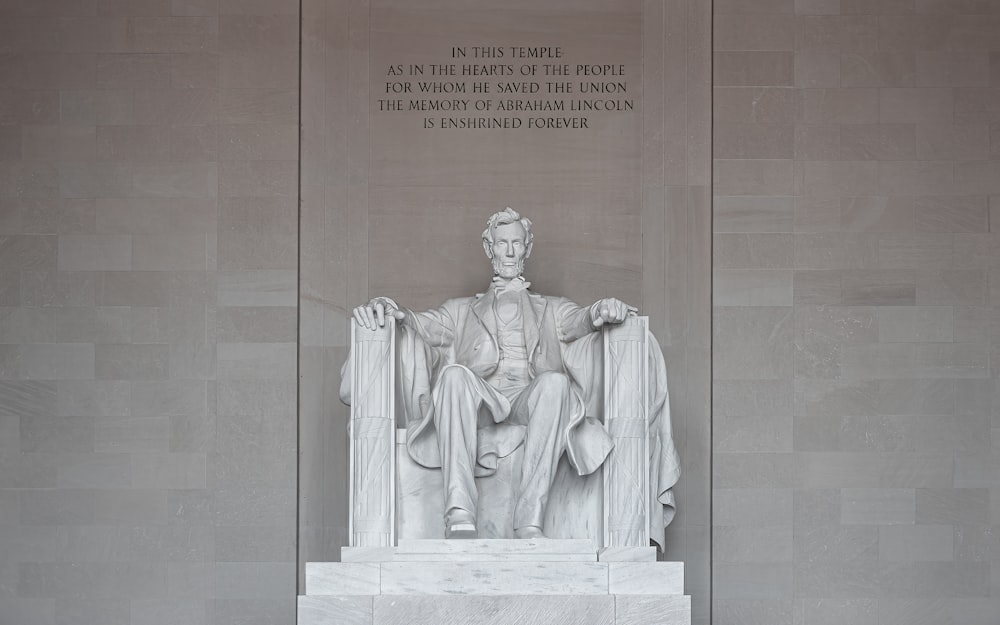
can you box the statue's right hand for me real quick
[353,297,405,330]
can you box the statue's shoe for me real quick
[514,525,545,539]
[445,508,477,539]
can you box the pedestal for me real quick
[299,540,691,625]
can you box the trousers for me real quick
[431,364,573,530]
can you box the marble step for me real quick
[306,560,684,596]
[344,538,599,562]
[300,594,691,625]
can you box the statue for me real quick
[344,208,679,544]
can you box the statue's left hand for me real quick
[590,298,638,327]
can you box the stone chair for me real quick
[344,315,664,553]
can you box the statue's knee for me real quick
[438,365,474,389]
[534,371,570,395]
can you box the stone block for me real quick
[793,525,878,563]
[372,595,615,625]
[714,526,795,563]
[342,547,396,563]
[841,488,915,525]
[393,539,596,562]
[879,525,954,562]
[214,562,295,599]
[598,546,657,562]
[608,562,684,595]
[616,595,691,625]
[379,561,608,595]
[299,596,372,625]
[306,563,379,596]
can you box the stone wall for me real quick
[0,1,299,624]
[712,1,1000,623]
[1,2,998,625]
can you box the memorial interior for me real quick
[0,0,998,624]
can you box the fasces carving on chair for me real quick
[341,208,680,548]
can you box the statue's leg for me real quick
[510,371,571,536]
[432,365,484,534]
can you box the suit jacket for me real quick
[397,288,614,479]
[403,288,597,380]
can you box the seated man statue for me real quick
[350,208,678,541]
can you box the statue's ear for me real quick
[524,240,532,259]
[482,238,493,259]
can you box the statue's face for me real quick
[489,221,529,279]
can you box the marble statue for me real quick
[342,208,680,545]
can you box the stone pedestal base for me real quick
[299,540,691,625]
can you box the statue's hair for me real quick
[482,207,533,251]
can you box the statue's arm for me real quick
[554,298,598,342]
[400,303,457,348]
[554,297,637,342]
[352,296,456,347]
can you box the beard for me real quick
[492,256,525,279]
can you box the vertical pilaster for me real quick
[603,316,650,548]
[349,319,396,547]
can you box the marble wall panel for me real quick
[795,124,840,161]
[0,1,298,624]
[714,2,1000,623]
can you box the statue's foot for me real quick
[445,508,477,539]
[514,525,545,539]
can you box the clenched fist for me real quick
[589,298,637,327]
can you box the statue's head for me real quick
[482,207,533,279]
